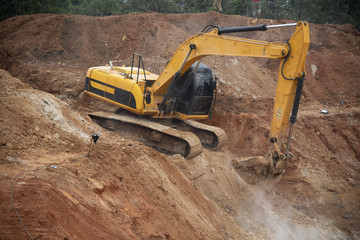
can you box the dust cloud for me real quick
[235,185,347,240]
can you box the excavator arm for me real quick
[149,21,310,184]
[267,22,310,177]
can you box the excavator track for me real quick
[87,111,226,158]
[184,120,227,150]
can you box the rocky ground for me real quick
[0,12,359,239]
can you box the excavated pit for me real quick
[1,12,359,239]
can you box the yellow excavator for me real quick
[84,21,310,184]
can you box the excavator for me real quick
[84,21,310,184]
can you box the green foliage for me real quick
[121,0,180,13]
[175,0,213,13]
[1,0,71,19]
[26,0,71,14]
[224,0,248,16]
[1,0,359,30]
[69,0,122,16]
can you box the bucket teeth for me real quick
[231,156,283,185]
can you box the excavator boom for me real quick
[152,30,289,95]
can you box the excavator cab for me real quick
[174,62,216,116]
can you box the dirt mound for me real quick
[1,12,360,239]
[0,69,248,239]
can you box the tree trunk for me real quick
[298,0,304,20]
[246,0,249,16]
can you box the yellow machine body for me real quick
[85,65,211,120]
[85,22,309,134]
[85,22,310,181]
[85,21,310,165]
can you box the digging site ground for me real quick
[0,12,359,239]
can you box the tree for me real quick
[1,0,359,30]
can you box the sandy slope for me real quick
[0,12,359,239]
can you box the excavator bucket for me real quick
[231,156,284,185]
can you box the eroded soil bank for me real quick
[1,12,359,239]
